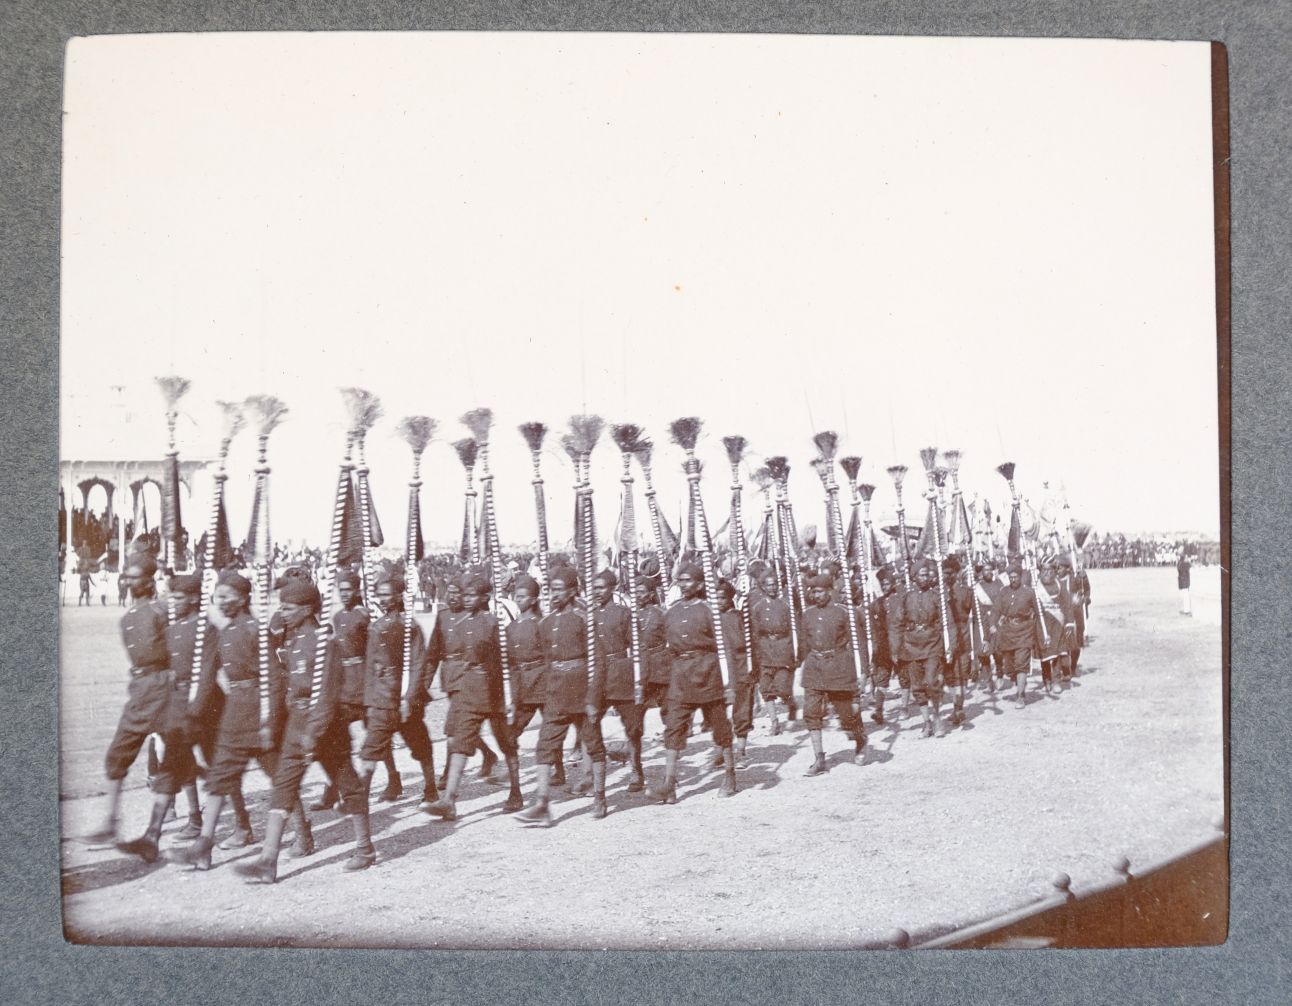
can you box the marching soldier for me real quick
[944,554,972,728]
[750,567,795,735]
[972,560,1003,690]
[652,562,737,804]
[635,570,671,736]
[235,580,374,882]
[85,555,171,845]
[865,566,897,725]
[1057,556,1088,673]
[174,570,285,870]
[433,577,501,789]
[799,573,866,775]
[357,572,438,811]
[891,560,946,738]
[996,562,1040,707]
[423,574,523,820]
[111,569,205,860]
[1036,559,1077,693]
[590,569,646,793]
[515,566,605,827]
[507,574,566,787]
[716,579,755,761]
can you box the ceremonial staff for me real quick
[612,424,646,703]
[918,448,955,661]
[342,388,384,601]
[766,456,808,632]
[519,421,552,609]
[463,408,514,711]
[669,417,730,688]
[887,463,914,590]
[452,438,480,565]
[561,433,584,570]
[633,437,674,594]
[722,435,756,682]
[188,401,244,703]
[839,455,876,668]
[155,376,191,625]
[243,394,288,749]
[395,417,436,710]
[813,432,865,684]
[944,449,986,668]
[997,461,1050,648]
[569,415,604,695]
[309,400,358,711]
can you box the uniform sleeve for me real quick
[309,637,342,736]
[419,615,444,694]
[887,595,904,661]
[188,622,222,720]
[403,620,428,703]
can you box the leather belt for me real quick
[672,649,708,659]
[810,648,842,657]
[128,665,168,679]
[227,679,258,690]
[290,697,311,711]
[550,658,585,671]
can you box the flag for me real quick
[338,479,365,568]
[162,453,184,569]
[407,490,425,563]
[914,499,945,558]
[947,494,973,552]
[361,472,384,548]
[195,495,236,574]
[1007,505,1022,555]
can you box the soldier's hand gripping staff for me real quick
[651,562,738,805]
[173,571,287,871]
[515,566,604,828]
[423,573,523,822]
[799,574,866,776]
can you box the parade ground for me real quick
[58,566,1224,949]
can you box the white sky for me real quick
[61,32,1220,548]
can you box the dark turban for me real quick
[280,580,322,609]
[218,570,252,596]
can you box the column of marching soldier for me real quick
[86,528,1091,884]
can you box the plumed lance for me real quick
[720,434,755,680]
[611,422,646,701]
[917,446,954,660]
[241,392,289,747]
[765,455,808,630]
[462,406,513,709]
[453,437,480,565]
[812,433,865,674]
[669,415,731,689]
[390,415,437,709]
[633,437,678,591]
[341,388,386,574]
[154,375,191,581]
[519,420,552,606]
[886,463,913,589]
[997,459,1049,646]
[569,413,605,692]
[189,399,244,703]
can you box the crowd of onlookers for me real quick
[1079,536,1217,569]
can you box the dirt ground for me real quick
[58,566,1224,949]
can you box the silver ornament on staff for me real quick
[887,463,914,590]
[341,387,384,602]
[519,422,552,610]
[243,394,289,749]
[765,456,807,631]
[155,374,192,586]
[632,437,674,594]
[612,423,646,704]
[463,408,514,711]
[452,438,480,566]
[396,417,436,708]
[812,432,865,684]
[839,454,876,669]
[668,417,730,689]
[569,415,605,696]
[944,448,986,667]
[189,401,244,703]
[722,435,757,683]
[997,461,1049,649]
[309,399,360,708]
[918,447,955,662]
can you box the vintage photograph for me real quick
[58,31,1225,948]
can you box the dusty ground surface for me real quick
[59,567,1224,949]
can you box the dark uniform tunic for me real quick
[891,585,945,705]
[662,599,733,751]
[192,610,283,796]
[506,609,547,738]
[359,609,433,763]
[1036,578,1076,668]
[866,590,894,689]
[946,578,974,686]
[637,602,671,711]
[798,602,863,736]
[105,597,172,782]
[429,608,515,759]
[593,599,644,744]
[995,582,1040,678]
[750,592,795,703]
[313,601,370,792]
[150,611,214,795]
[534,606,604,766]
